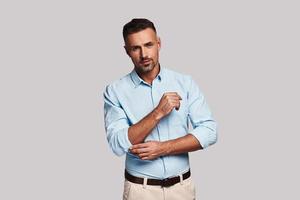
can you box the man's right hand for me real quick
[154,92,182,120]
[128,92,182,145]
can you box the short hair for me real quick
[123,18,157,41]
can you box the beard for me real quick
[135,59,158,74]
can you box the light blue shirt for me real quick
[103,67,217,179]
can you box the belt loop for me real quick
[180,174,183,185]
[143,177,148,189]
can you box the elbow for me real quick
[208,119,218,146]
[106,128,130,157]
[211,131,218,146]
[204,121,218,148]
[108,139,126,157]
[209,125,218,146]
[203,126,218,148]
[107,136,126,157]
[111,147,126,157]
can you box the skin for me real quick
[124,28,161,84]
[124,28,203,160]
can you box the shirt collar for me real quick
[130,65,165,87]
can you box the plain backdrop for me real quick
[1,0,299,199]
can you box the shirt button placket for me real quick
[151,80,161,141]
[152,79,168,177]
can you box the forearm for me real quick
[163,134,203,155]
[128,108,162,145]
[130,134,203,160]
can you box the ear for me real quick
[157,37,161,50]
[124,45,130,56]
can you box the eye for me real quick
[145,43,154,48]
[131,46,139,52]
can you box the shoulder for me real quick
[163,67,194,86]
[104,72,133,96]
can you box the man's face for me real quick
[124,28,161,74]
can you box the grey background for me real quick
[1,0,299,199]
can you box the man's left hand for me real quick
[129,141,169,160]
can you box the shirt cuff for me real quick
[116,126,132,154]
[189,125,217,149]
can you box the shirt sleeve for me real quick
[103,84,132,156]
[187,77,218,149]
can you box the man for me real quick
[103,18,217,200]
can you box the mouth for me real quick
[140,59,151,65]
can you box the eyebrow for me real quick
[130,41,154,48]
[144,42,154,45]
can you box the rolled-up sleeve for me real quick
[103,85,132,156]
[187,77,217,149]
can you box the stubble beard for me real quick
[135,60,158,74]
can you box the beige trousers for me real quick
[123,177,196,200]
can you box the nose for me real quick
[140,47,147,59]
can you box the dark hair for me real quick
[123,18,156,41]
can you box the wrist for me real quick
[152,108,164,121]
[162,140,173,156]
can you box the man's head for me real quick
[123,18,157,41]
[123,18,161,74]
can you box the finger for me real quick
[169,100,180,110]
[161,103,173,113]
[130,143,148,150]
[142,154,157,160]
[170,96,182,101]
[141,155,154,160]
[138,152,150,158]
[175,101,180,111]
[163,104,174,113]
[164,93,181,99]
[172,92,182,100]
[164,92,182,100]
[130,147,149,153]
[169,99,181,104]
[131,147,149,154]
[164,92,180,96]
